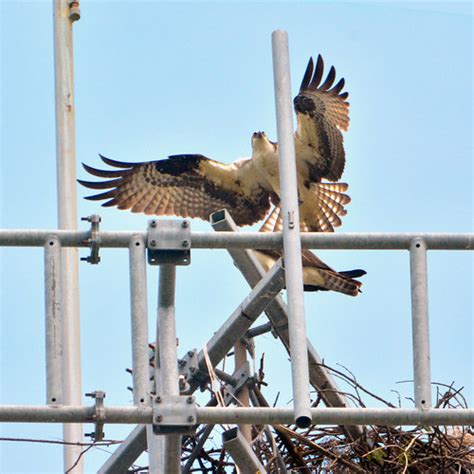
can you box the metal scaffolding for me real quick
[2,4,473,471]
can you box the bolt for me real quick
[182,220,189,228]
[155,396,162,403]
[187,415,195,422]
[150,220,157,228]
[178,359,186,367]
[150,240,157,247]
[189,367,196,373]
[155,415,162,422]
[182,239,189,247]
[187,396,193,404]
[187,350,194,357]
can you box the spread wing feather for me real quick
[79,154,271,226]
[294,54,350,182]
[260,182,351,233]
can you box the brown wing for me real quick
[78,154,271,226]
[294,55,349,182]
[260,182,351,233]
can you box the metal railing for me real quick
[3,8,473,471]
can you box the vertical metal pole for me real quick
[44,236,63,405]
[272,30,311,428]
[409,238,432,409]
[129,236,150,406]
[53,1,83,471]
[234,341,252,441]
[155,265,181,473]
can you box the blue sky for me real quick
[1,1,472,472]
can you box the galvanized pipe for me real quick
[52,0,82,470]
[222,427,265,472]
[44,236,64,405]
[0,229,472,250]
[129,235,149,406]
[156,264,181,473]
[97,424,146,474]
[1,405,473,425]
[409,238,432,409]
[272,29,311,428]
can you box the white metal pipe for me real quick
[272,29,311,428]
[1,405,473,425]
[409,238,432,409]
[0,229,473,250]
[129,235,149,406]
[52,0,82,470]
[44,236,64,405]
[222,427,265,472]
[156,264,181,473]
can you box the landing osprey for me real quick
[79,55,350,232]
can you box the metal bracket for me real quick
[85,390,106,441]
[223,362,250,406]
[152,395,197,435]
[81,214,101,264]
[147,219,191,266]
[69,1,81,22]
[179,349,208,391]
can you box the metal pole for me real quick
[156,265,181,473]
[272,30,311,428]
[44,236,63,405]
[1,405,473,426]
[0,229,472,250]
[129,235,150,406]
[222,427,265,472]
[53,1,82,471]
[409,238,432,408]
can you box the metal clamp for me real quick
[179,349,209,391]
[81,214,101,264]
[152,395,197,435]
[69,1,81,22]
[85,390,106,441]
[223,362,250,406]
[147,219,191,266]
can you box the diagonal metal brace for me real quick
[81,214,101,264]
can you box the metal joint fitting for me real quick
[81,214,101,264]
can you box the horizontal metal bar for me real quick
[1,405,472,426]
[0,229,472,250]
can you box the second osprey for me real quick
[80,55,350,233]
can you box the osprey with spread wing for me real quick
[79,55,350,232]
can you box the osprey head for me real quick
[251,131,275,153]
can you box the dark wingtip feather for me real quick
[339,269,367,279]
[77,178,122,190]
[99,154,138,169]
[83,189,118,201]
[320,65,336,91]
[329,77,345,96]
[82,162,125,178]
[309,54,324,90]
[299,57,314,92]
